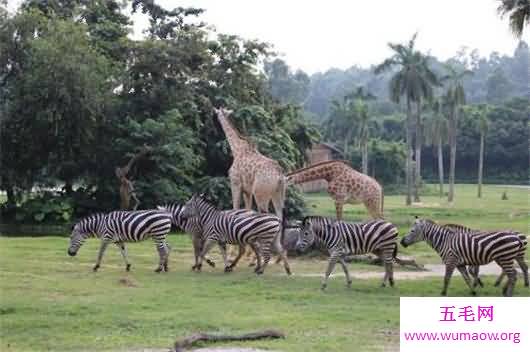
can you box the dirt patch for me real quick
[118,277,139,287]
[290,263,510,280]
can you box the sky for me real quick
[8,0,526,74]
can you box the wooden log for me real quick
[173,329,285,352]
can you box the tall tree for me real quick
[474,105,489,198]
[442,64,473,203]
[425,98,447,198]
[374,33,438,205]
[497,0,530,38]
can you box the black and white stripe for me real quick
[69,210,172,272]
[296,216,398,290]
[181,194,291,275]
[402,218,526,296]
[443,223,528,288]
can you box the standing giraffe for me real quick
[214,107,286,218]
[287,160,383,220]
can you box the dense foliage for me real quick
[0,1,319,222]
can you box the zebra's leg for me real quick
[321,251,340,291]
[191,234,202,271]
[338,257,352,288]
[115,242,131,272]
[494,270,506,287]
[382,249,395,288]
[255,242,272,275]
[441,264,456,296]
[468,265,483,288]
[497,259,517,297]
[249,242,262,272]
[196,239,217,272]
[163,243,171,272]
[226,245,246,272]
[93,239,111,272]
[154,239,170,273]
[456,265,477,296]
[516,256,529,287]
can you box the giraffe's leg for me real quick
[115,242,131,272]
[441,264,456,296]
[335,201,344,221]
[273,235,291,276]
[365,198,381,219]
[456,265,476,295]
[93,239,111,272]
[338,257,352,288]
[226,245,246,272]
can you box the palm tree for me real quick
[497,0,530,38]
[374,33,439,205]
[442,64,473,203]
[345,87,375,174]
[476,105,490,198]
[424,98,447,198]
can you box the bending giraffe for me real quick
[287,160,383,220]
[214,107,286,218]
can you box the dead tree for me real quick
[115,146,151,210]
[173,329,285,352]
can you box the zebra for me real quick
[401,218,526,296]
[296,216,398,290]
[180,194,291,275]
[443,223,528,288]
[68,210,172,272]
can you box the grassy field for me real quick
[0,184,528,352]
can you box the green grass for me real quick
[0,184,528,351]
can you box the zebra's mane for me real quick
[301,215,334,226]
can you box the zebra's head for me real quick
[295,217,317,253]
[68,222,88,256]
[401,217,429,247]
[68,214,103,256]
[181,194,202,220]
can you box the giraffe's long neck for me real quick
[216,113,250,159]
[287,163,336,184]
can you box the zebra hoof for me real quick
[440,291,447,296]
[471,291,477,296]
[285,268,292,276]
[224,266,233,273]
[248,262,256,267]
[206,259,215,268]
[389,279,395,287]
[163,264,169,272]
[381,282,386,288]
[494,281,502,287]
[255,269,264,275]
[126,264,131,272]
[154,267,163,273]
[92,265,100,272]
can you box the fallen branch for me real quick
[173,329,285,352]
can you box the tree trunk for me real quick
[344,128,353,159]
[478,132,484,198]
[437,137,444,198]
[448,107,457,203]
[414,100,422,202]
[6,186,16,205]
[361,139,368,174]
[405,98,413,205]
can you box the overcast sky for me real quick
[9,0,526,74]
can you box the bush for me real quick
[1,192,74,224]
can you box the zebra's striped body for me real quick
[443,223,528,288]
[69,210,172,272]
[296,216,398,290]
[402,218,525,296]
[157,203,252,270]
[181,195,291,275]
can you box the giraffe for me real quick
[214,107,289,262]
[214,107,286,217]
[286,160,383,220]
